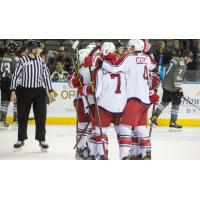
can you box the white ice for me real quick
[0,125,200,160]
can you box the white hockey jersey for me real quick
[79,66,95,112]
[102,53,155,105]
[95,68,127,113]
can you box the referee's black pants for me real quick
[16,86,47,141]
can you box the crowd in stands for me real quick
[1,39,200,83]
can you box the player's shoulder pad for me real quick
[115,53,130,65]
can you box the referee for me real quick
[10,40,56,150]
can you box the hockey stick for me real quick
[182,96,200,111]
[73,121,90,149]
[149,104,156,137]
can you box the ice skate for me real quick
[122,155,131,160]
[39,141,49,152]
[0,121,9,130]
[96,154,108,160]
[87,155,96,160]
[143,149,152,160]
[96,149,109,160]
[75,148,83,160]
[169,121,183,132]
[130,154,142,160]
[150,116,158,127]
[14,141,24,151]
[99,155,108,160]
[75,147,90,160]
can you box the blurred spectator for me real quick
[154,40,172,81]
[57,47,74,74]
[47,50,58,74]
[195,40,200,70]
[154,40,172,64]
[0,47,7,57]
[57,46,66,62]
[172,39,184,57]
[187,39,198,70]
[51,61,69,82]
[39,44,49,64]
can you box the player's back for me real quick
[0,53,17,80]
[95,68,127,113]
[126,53,151,105]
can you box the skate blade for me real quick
[149,120,157,128]
[169,128,183,132]
[75,151,83,160]
[75,155,85,160]
[151,123,157,128]
[40,148,48,152]
[12,126,18,130]
[14,147,23,152]
[0,127,9,130]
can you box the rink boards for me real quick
[5,82,200,126]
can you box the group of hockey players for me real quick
[69,39,193,160]
[0,39,193,159]
[68,39,161,160]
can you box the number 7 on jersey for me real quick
[110,74,121,94]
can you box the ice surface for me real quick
[0,125,200,160]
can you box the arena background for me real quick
[1,39,200,126]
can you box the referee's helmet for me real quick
[27,40,41,51]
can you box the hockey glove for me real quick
[68,73,82,88]
[149,90,160,105]
[84,55,101,68]
[84,56,93,67]
[176,88,184,98]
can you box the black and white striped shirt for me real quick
[10,55,52,92]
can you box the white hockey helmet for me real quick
[101,42,116,55]
[78,48,90,65]
[127,39,144,51]
[86,43,96,51]
[86,43,100,55]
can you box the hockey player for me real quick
[84,42,128,160]
[150,50,193,130]
[101,39,156,160]
[0,40,19,129]
[68,47,97,159]
[129,40,160,159]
